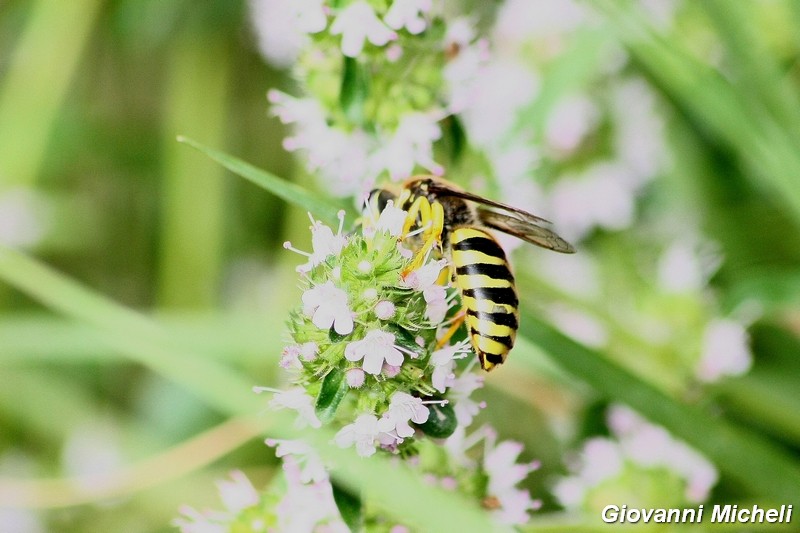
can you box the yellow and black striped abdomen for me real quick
[450,227,519,371]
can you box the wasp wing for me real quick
[427,181,552,224]
[477,208,576,254]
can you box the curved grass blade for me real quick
[177,136,343,225]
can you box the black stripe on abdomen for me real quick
[462,287,519,307]
[470,327,514,349]
[466,308,519,329]
[455,263,514,282]
[452,236,506,258]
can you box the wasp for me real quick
[369,176,575,371]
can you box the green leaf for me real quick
[339,56,368,126]
[443,114,466,165]
[315,366,349,424]
[331,481,363,533]
[416,400,457,439]
[518,308,800,503]
[177,136,343,225]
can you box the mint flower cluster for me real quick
[174,203,545,530]
[256,0,487,195]
[270,203,484,456]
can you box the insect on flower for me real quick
[368,176,575,371]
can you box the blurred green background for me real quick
[2,0,800,531]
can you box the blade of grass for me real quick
[0,313,282,365]
[699,0,800,139]
[519,308,800,503]
[590,0,800,229]
[177,137,344,226]
[0,0,102,187]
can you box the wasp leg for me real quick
[436,309,466,349]
[402,198,444,276]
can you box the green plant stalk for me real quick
[519,308,800,503]
[0,0,102,187]
[158,33,230,309]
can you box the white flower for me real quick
[697,319,752,383]
[376,113,444,179]
[275,459,350,533]
[345,329,404,375]
[403,258,447,290]
[216,470,260,514]
[485,441,539,495]
[458,60,539,147]
[548,162,636,242]
[268,439,328,484]
[449,373,484,427]
[429,339,471,393]
[269,91,375,196]
[445,17,476,49]
[544,94,599,155]
[331,1,396,57]
[376,201,408,236]
[174,471,259,533]
[375,300,396,320]
[556,406,719,509]
[267,387,322,428]
[346,367,366,388]
[250,0,327,68]
[280,344,302,369]
[443,36,489,114]
[302,281,354,335]
[423,285,449,324]
[493,488,542,525]
[294,213,348,273]
[335,414,394,457]
[384,0,432,35]
[484,440,542,525]
[383,392,430,438]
